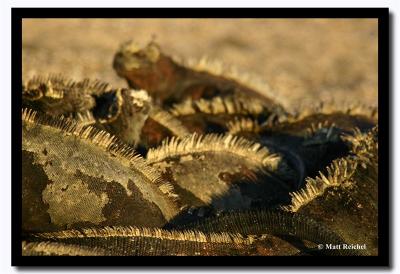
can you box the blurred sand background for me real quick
[22,19,378,109]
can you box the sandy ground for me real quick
[22,19,378,109]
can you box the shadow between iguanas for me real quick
[162,122,377,256]
[161,168,343,256]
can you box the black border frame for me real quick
[12,8,390,267]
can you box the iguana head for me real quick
[104,88,153,146]
[113,41,183,104]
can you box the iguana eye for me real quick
[92,90,121,123]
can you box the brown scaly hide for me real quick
[21,35,378,256]
[113,42,286,116]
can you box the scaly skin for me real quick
[22,109,180,232]
[175,209,368,256]
[146,133,298,212]
[24,226,299,256]
[22,76,189,148]
[113,41,287,118]
[284,127,378,255]
[24,210,364,256]
[20,41,378,257]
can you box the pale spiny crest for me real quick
[22,241,106,256]
[169,96,265,117]
[290,100,378,122]
[174,55,288,108]
[22,108,181,205]
[21,40,379,257]
[33,226,253,245]
[282,126,378,212]
[146,133,281,171]
[150,107,190,137]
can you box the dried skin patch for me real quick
[21,33,378,256]
[155,153,253,207]
[24,119,109,226]
[43,176,109,226]
[22,109,180,229]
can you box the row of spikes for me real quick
[22,241,106,256]
[116,41,287,109]
[282,126,378,212]
[23,75,190,139]
[23,74,111,99]
[171,53,288,109]
[149,107,190,137]
[146,133,282,172]
[288,100,378,123]
[169,95,265,117]
[31,225,253,245]
[227,110,373,138]
[22,108,181,206]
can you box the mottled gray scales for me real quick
[21,41,378,256]
[22,111,179,230]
